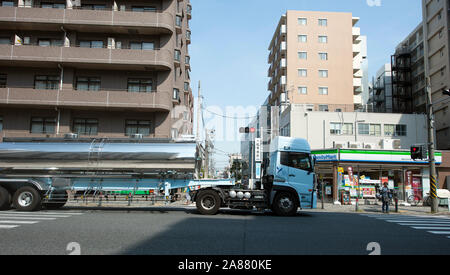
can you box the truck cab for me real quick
[266,137,317,215]
[192,137,317,216]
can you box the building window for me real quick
[38,39,63,47]
[81,4,106,10]
[1,1,14,6]
[73,118,98,136]
[174,50,181,61]
[173,88,180,100]
[318,36,328,43]
[0,37,11,45]
[298,69,307,77]
[318,19,328,26]
[30,117,56,134]
[298,52,307,60]
[130,42,154,50]
[41,2,66,9]
[319,70,328,78]
[298,86,307,94]
[125,120,151,136]
[319,105,329,112]
[298,18,307,26]
[319,87,328,95]
[79,40,104,48]
[34,75,60,90]
[331,123,354,135]
[0,116,3,132]
[131,6,157,12]
[184,82,189,91]
[319,53,328,60]
[176,15,182,27]
[359,123,381,136]
[0,74,6,88]
[298,35,307,43]
[385,124,407,136]
[127,79,152,93]
[76,77,101,91]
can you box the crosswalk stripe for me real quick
[411,227,450,230]
[428,231,450,235]
[0,225,19,229]
[398,223,450,226]
[385,220,450,223]
[0,220,39,224]
[0,216,56,220]
[0,214,71,218]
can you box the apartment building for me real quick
[267,10,367,113]
[422,0,450,150]
[0,0,193,141]
[368,64,393,113]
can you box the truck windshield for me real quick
[280,152,312,172]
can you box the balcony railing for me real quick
[0,87,173,111]
[0,44,173,70]
[0,6,175,33]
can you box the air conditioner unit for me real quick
[363,143,377,149]
[392,139,401,149]
[130,134,144,139]
[64,133,79,139]
[379,139,395,150]
[333,142,347,149]
[348,142,363,149]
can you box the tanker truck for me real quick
[0,136,316,216]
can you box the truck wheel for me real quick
[272,192,298,216]
[43,191,68,210]
[196,190,221,215]
[12,186,42,212]
[0,186,11,210]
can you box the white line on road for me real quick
[6,211,84,215]
[427,231,450,235]
[0,214,71,218]
[398,223,450,226]
[385,220,450,223]
[411,227,450,230]
[0,220,39,224]
[0,216,56,220]
[0,225,19,229]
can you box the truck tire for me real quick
[0,186,11,211]
[43,191,68,210]
[272,192,298,217]
[196,190,221,215]
[12,186,42,212]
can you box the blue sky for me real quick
[188,0,423,170]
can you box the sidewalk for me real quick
[311,202,450,216]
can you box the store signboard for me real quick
[254,138,261,162]
[339,150,442,164]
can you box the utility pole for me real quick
[196,81,201,143]
[426,77,439,213]
[421,3,439,212]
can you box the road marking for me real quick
[0,214,71,218]
[411,227,450,230]
[428,231,450,235]
[384,220,450,223]
[0,216,57,220]
[0,220,39,224]
[0,225,19,229]
[8,211,84,215]
[398,223,450,226]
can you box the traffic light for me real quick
[239,127,255,134]
[411,145,427,160]
[443,89,450,97]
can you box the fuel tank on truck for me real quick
[0,138,199,173]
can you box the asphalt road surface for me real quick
[0,207,449,255]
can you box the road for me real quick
[0,207,449,255]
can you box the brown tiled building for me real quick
[0,0,193,140]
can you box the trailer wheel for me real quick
[272,192,298,216]
[12,186,42,212]
[43,191,68,210]
[196,190,221,215]
[0,186,11,211]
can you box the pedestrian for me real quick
[379,182,392,213]
[185,186,192,205]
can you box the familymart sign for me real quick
[313,149,442,165]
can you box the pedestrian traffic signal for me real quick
[443,89,450,97]
[411,145,426,160]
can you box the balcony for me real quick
[0,6,175,34]
[352,27,360,41]
[0,44,173,71]
[353,43,361,57]
[0,87,172,112]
